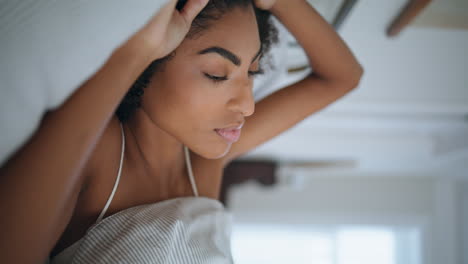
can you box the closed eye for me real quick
[204,68,265,83]
[248,68,265,77]
[204,73,228,82]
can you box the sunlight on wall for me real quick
[231,225,421,264]
[337,228,394,264]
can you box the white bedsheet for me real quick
[0,0,169,165]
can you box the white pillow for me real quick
[0,0,168,165]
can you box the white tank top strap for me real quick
[95,123,198,224]
[95,122,125,223]
[184,145,199,197]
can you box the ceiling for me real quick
[413,0,468,30]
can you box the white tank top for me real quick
[48,123,233,264]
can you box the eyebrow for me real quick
[197,46,263,66]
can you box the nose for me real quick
[227,80,255,117]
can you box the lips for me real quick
[214,128,241,143]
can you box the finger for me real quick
[155,0,179,27]
[141,0,177,35]
[179,0,209,24]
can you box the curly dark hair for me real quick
[116,0,279,122]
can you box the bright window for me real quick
[231,225,421,264]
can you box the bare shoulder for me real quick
[52,116,122,256]
[81,116,122,192]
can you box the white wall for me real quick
[431,179,458,264]
[233,1,468,263]
[340,0,468,110]
[246,0,468,178]
[228,173,466,264]
[459,182,468,264]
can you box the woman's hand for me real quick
[129,0,209,60]
[253,0,280,10]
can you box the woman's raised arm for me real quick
[0,0,208,263]
[223,0,364,163]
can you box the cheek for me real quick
[152,67,227,131]
[173,67,226,113]
[173,75,211,111]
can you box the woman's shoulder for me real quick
[81,116,122,193]
[50,117,122,257]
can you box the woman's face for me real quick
[142,6,262,159]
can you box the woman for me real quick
[0,0,363,263]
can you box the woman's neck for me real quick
[123,109,186,179]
